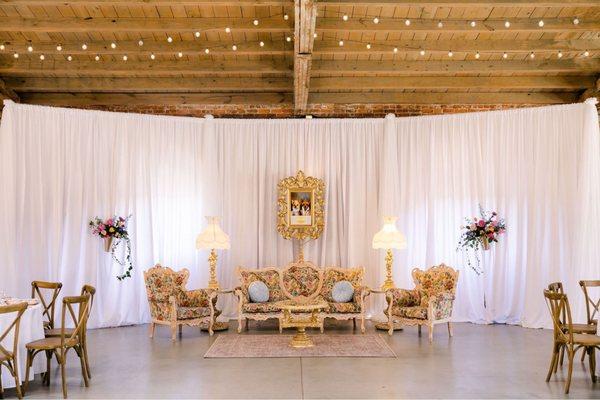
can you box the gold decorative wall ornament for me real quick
[277,170,325,241]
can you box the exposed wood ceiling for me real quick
[0,0,598,112]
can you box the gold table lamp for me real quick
[372,216,407,291]
[196,216,230,290]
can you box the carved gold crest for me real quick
[277,170,325,240]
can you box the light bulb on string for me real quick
[67,55,72,61]
[167,36,173,43]
[39,54,44,60]
[502,52,508,59]
[195,31,201,38]
[405,19,411,26]
[259,41,265,47]
[111,42,117,49]
[138,40,144,46]
[56,44,62,51]
[338,40,344,46]
[13,52,19,58]
[419,49,425,56]
[82,43,88,50]
[475,51,480,59]
[538,20,544,27]
[373,17,379,24]
[557,51,563,58]
[150,53,156,60]
[27,45,33,52]
[253,19,259,26]
[95,55,100,61]
[232,44,237,51]
[504,21,510,28]
[342,14,348,21]
[122,55,128,61]
[205,48,210,54]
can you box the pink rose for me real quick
[487,233,494,239]
[477,220,485,228]
[107,218,114,226]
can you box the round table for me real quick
[0,302,45,389]
[276,299,327,348]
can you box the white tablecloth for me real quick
[0,302,45,388]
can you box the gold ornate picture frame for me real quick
[277,170,325,240]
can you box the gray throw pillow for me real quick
[332,281,354,303]
[248,281,269,303]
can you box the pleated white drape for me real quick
[0,100,598,329]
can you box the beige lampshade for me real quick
[196,216,230,250]
[372,216,407,249]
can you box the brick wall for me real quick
[74,103,534,118]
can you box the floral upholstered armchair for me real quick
[385,264,458,342]
[144,264,220,340]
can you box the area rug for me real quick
[204,334,396,358]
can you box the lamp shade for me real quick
[196,216,230,250]
[372,216,407,250]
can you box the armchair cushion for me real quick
[328,302,360,313]
[414,267,458,307]
[177,289,212,308]
[387,288,421,308]
[242,302,281,313]
[239,269,286,302]
[177,306,212,320]
[332,281,354,303]
[394,306,428,320]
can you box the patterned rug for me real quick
[204,334,396,358]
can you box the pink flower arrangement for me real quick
[458,206,506,274]
[89,216,129,239]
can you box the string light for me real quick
[205,48,210,54]
[286,36,292,42]
[504,21,511,28]
[259,41,265,47]
[13,52,19,58]
[138,40,144,46]
[95,55,100,61]
[178,51,183,58]
[0,44,4,51]
[110,42,117,49]
[56,44,62,51]
[573,17,579,25]
[393,47,398,54]
[67,55,72,61]
[419,49,425,56]
[529,52,535,59]
[253,19,259,26]
[284,14,289,20]
[557,51,563,58]
[232,44,237,51]
[167,36,173,43]
[502,52,508,59]
[338,40,344,46]
[225,27,231,33]
[448,50,453,57]
[122,55,128,61]
[39,54,45,60]
[475,51,480,59]
[538,20,544,27]
[342,14,348,21]
[27,45,33,52]
[81,43,88,50]
[470,21,476,27]
[313,33,317,38]
[150,53,155,60]
[373,17,379,24]
[405,19,411,26]
[583,50,589,57]
[366,43,371,49]
[437,21,443,28]
[195,31,201,38]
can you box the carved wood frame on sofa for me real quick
[385,263,459,343]
[234,260,370,333]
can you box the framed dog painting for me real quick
[277,170,325,240]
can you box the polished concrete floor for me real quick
[8,320,600,399]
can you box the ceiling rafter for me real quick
[293,0,317,111]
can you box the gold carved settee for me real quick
[234,261,370,333]
[385,264,459,342]
[143,264,220,340]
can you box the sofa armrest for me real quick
[385,288,420,308]
[428,290,455,320]
[353,286,370,310]
[234,287,248,306]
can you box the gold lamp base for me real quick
[208,249,220,290]
[380,249,395,291]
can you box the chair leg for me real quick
[565,349,574,394]
[45,350,52,386]
[149,322,156,338]
[245,318,249,331]
[352,318,356,330]
[238,316,243,333]
[13,357,23,399]
[60,355,67,399]
[588,347,596,383]
[418,325,422,336]
[23,350,32,394]
[546,344,559,382]
[360,316,365,334]
[170,323,177,342]
[428,324,434,343]
[581,348,586,363]
[0,365,4,399]
[447,322,453,337]
[83,336,92,379]
[178,325,183,337]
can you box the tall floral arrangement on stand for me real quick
[457,205,506,274]
[89,215,133,280]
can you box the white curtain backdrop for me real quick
[0,99,598,329]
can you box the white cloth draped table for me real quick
[0,303,45,388]
[0,100,598,329]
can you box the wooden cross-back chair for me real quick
[24,294,91,399]
[45,284,96,379]
[0,302,28,399]
[31,281,63,330]
[543,289,600,394]
[579,280,600,326]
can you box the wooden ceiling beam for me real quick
[0,17,292,33]
[317,18,599,33]
[313,60,600,74]
[293,0,317,111]
[310,76,595,90]
[0,78,19,102]
[6,77,293,92]
[1,1,597,6]
[309,92,578,104]
[0,60,292,77]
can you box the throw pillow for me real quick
[332,281,354,303]
[248,281,269,303]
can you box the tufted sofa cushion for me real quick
[248,281,269,303]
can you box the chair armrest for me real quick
[385,288,420,308]
[428,291,455,320]
[351,286,370,311]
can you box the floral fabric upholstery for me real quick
[328,302,360,313]
[242,302,282,313]
[394,306,428,320]
[177,306,211,320]
[387,288,420,309]
[413,267,458,308]
[431,292,455,320]
[320,268,363,302]
[239,269,286,302]
[281,265,321,297]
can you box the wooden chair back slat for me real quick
[31,281,62,329]
[543,289,573,344]
[59,295,90,347]
[0,302,27,361]
[579,280,600,325]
